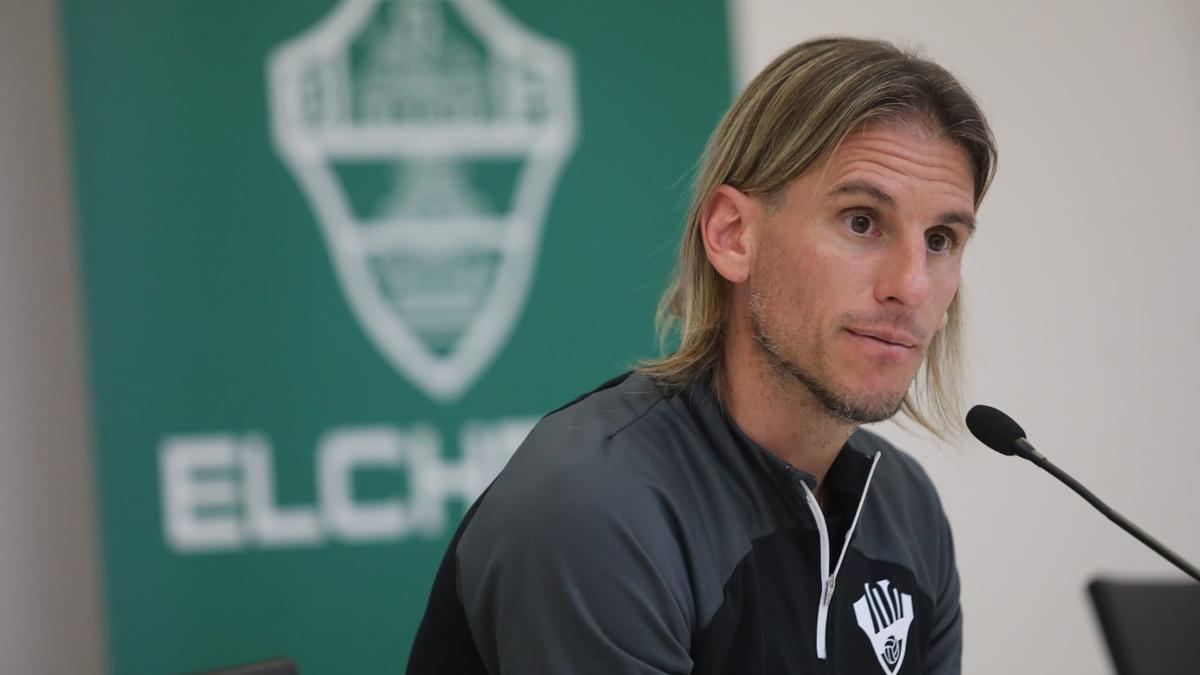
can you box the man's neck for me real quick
[721,324,855,485]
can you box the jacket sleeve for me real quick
[455,459,696,674]
[923,508,963,674]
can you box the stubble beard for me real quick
[747,290,907,425]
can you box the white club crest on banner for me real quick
[268,0,578,401]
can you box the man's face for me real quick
[746,120,976,423]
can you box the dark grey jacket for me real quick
[408,371,961,674]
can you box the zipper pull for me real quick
[822,575,836,606]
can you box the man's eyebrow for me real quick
[828,180,893,205]
[940,211,977,234]
[829,180,977,234]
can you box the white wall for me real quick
[0,1,105,673]
[2,0,1196,673]
[732,1,1200,673]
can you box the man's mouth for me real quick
[845,328,917,349]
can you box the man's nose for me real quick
[874,235,932,307]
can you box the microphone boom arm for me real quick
[1017,438,1200,583]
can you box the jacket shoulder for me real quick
[453,372,698,672]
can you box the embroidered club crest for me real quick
[267,0,578,401]
[853,579,915,674]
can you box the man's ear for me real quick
[701,184,758,284]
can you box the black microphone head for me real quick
[965,404,1027,456]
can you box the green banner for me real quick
[63,0,731,672]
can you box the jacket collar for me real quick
[680,369,877,518]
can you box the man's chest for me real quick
[690,528,935,675]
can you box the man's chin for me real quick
[754,333,910,424]
[841,398,905,424]
[827,396,904,424]
[802,379,907,425]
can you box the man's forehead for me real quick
[803,122,977,212]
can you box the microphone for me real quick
[966,404,1200,583]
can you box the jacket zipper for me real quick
[800,451,881,660]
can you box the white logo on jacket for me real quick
[853,579,914,674]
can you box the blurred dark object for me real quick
[188,657,298,675]
[1089,577,1200,675]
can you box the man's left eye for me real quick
[926,230,955,253]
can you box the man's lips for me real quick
[845,328,918,349]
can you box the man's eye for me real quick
[927,230,956,253]
[848,213,873,234]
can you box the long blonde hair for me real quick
[639,37,997,437]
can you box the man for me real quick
[408,36,996,674]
